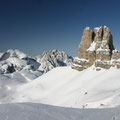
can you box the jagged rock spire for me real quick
[78,27,93,59]
[78,26,114,61]
[72,26,120,71]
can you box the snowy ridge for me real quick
[0,49,40,74]
[0,49,73,74]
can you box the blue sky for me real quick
[0,0,120,56]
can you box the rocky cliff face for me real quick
[72,26,120,71]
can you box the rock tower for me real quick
[72,26,120,71]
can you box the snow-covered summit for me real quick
[0,49,73,74]
[36,49,73,73]
[0,49,27,61]
[0,49,40,74]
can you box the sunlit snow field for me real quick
[0,65,120,120]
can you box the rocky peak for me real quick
[78,26,114,61]
[94,26,103,42]
[72,26,120,71]
[78,27,93,59]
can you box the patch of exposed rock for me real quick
[72,26,120,71]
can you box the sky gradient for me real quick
[0,0,120,56]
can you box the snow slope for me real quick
[0,102,120,120]
[2,66,120,108]
[0,55,120,120]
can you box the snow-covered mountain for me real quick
[36,49,73,73]
[0,49,73,74]
[0,49,40,74]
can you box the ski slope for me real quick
[2,66,120,108]
[1,66,120,120]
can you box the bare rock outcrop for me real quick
[78,27,93,59]
[72,26,120,71]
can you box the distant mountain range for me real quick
[0,49,73,74]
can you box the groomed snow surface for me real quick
[1,66,120,119]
